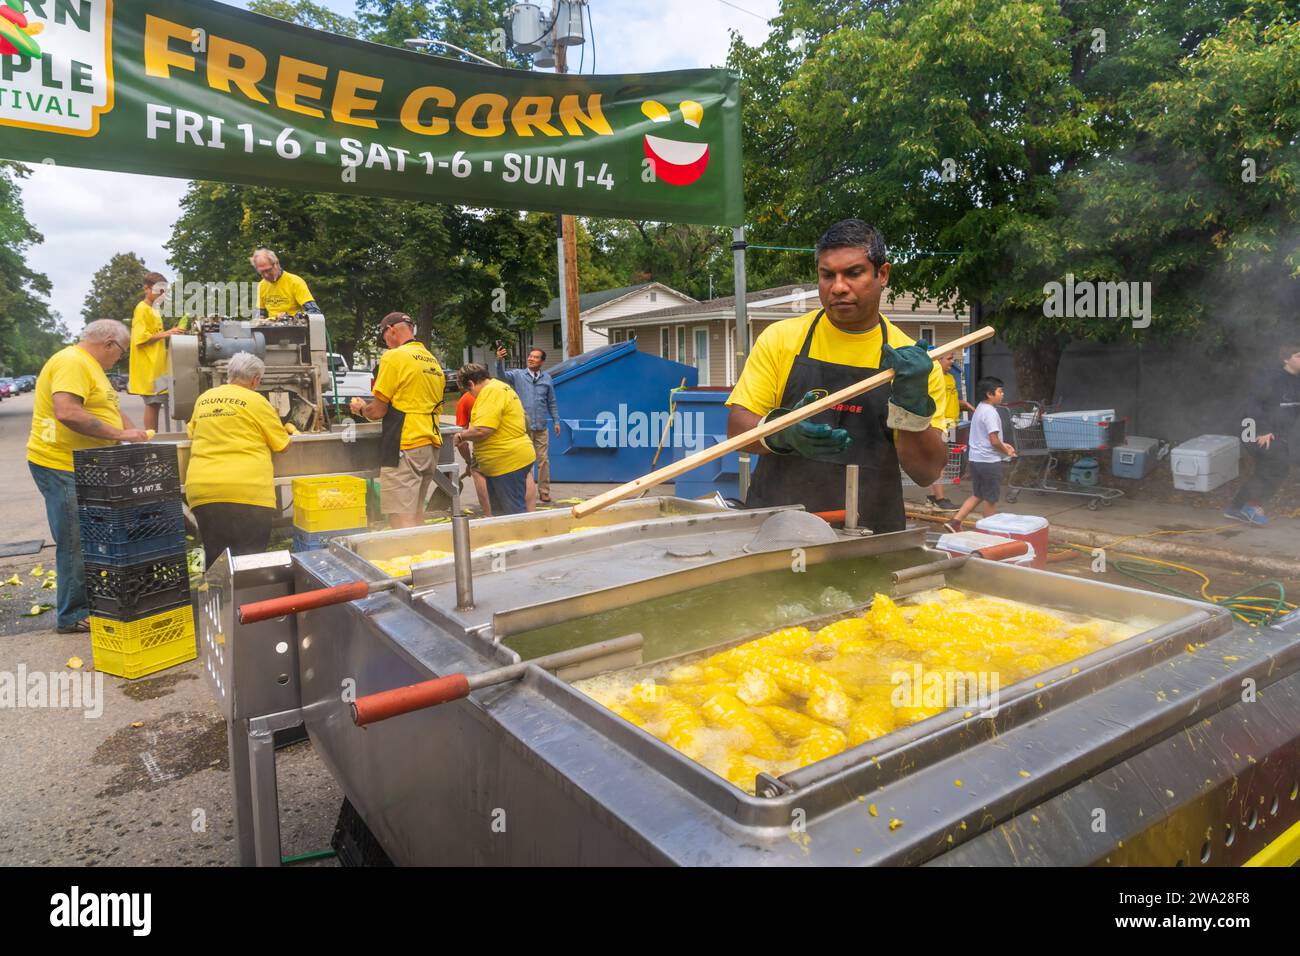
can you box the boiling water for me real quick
[505,549,929,663]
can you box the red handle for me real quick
[238,580,372,624]
[351,674,472,726]
[974,540,1030,561]
[812,510,846,525]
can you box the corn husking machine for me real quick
[200,482,1300,867]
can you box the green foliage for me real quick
[0,161,62,375]
[248,0,362,37]
[727,0,1300,398]
[82,252,149,324]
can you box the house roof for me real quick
[536,282,695,322]
[589,284,969,329]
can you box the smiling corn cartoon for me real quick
[641,99,709,186]
[0,1,42,59]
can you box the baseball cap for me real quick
[380,311,412,330]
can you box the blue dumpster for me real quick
[547,341,698,483]
[667,388,742,501]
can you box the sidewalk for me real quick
[903,483,1300,583]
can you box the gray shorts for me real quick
[969,460,1003,502]
[142,393,168,407]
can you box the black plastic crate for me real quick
[78,499,186,563]
[73,444,181,505]
[85,552,191,621]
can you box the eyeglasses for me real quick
[109,340,126,354]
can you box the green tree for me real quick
[249,0,361,36]
[0,161,62,374]
[727,0,1299,400]
[82,252,149,324]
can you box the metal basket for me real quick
[901,443,967,487]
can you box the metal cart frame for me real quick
[1003,401,1126,511]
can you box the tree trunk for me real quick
[1011,337,1065,404]
[416,301,434,349]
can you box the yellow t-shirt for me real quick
[372,340,445,450]
[27,345,123,472]
[258,271,315,318]
[184,384,291,508]
[469,379,536,477]
[727,310,948,432]
[943,371,961,422]
[129,299,167,396]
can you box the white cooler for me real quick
[937,531,1036,566]
[1170,435,1240,492]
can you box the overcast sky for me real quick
[20,0,779,328]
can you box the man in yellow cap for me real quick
[350,312,445,528]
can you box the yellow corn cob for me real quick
[936,588,967,603]
[815,618,870,646]
[606,702,645,728]
[723,752,764,792]
[894,703,947,727]
[735,669,785,707]
[624,680,669,716]
[666,664,706,684]
[721,647,846,701]
[702,665,732,682]
[847,699,895,746]
[700,692,787,759]
[795,727,848,767]
[752,704,834,743]
[742,626,814,656]
[657,699,707,759]
[866,594,907,638]
[807,686,852,724]
[668,681,733,707]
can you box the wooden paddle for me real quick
[571,325,997,519]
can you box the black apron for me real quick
[746,310,906,532]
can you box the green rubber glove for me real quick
[762,390,852,458]
[881,342,936,418]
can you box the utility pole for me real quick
[554,41,582,358]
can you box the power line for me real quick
[713,0,771,23]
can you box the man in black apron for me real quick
[726,220,948,532]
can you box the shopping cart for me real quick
[1004,401,1126,510]
[901,442,968,488]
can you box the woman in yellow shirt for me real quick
[453,364,536,516]
[185,352,293,566]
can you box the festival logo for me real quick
[641,98,709,186]
[0,0,113,136]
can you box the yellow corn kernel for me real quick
[668,681,733,707]
[794,727,848,767]
[723,647,846,701]
[848,699,896,746]
[702,665,732,682]
[666,664,706,684]
[735,669,785,707]
[742,626,814,656]
[836,639,875,657]
[807,686,852,724]
[936,588,967,603]
[701,692,787,759]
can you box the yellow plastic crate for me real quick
[294,503,369,532]
[90,606,197,679]
[291,475,367,511]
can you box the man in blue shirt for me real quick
[496,345,561,503]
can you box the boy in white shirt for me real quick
[946,377,1017,533]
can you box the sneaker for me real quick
[933,497,959,512]
[1224,505,1269,526]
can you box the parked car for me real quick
[0,379,16,398]
[327,352,376,420]
[21,375,35,391]
[108,372,128,392]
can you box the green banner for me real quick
[0,0,743,225]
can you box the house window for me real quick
[650,290,657,302]
[660,327,671,359]
[552,324,562,350]
[919,326,936,347]
[627,329,637,341]
[676,326,686,363]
